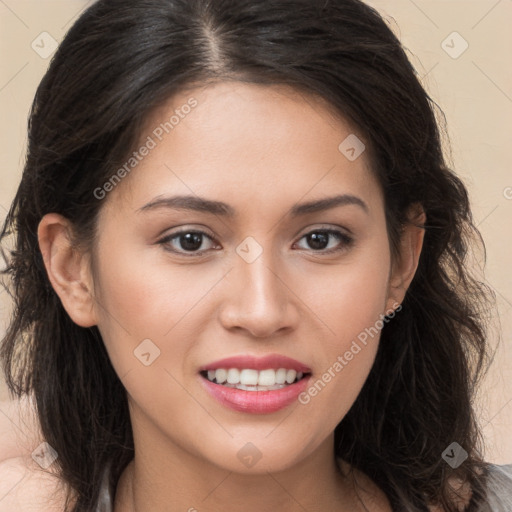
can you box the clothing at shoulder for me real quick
[97,463,115,512]
[476,463,512,511]
[95,462,512,512]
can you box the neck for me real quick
[113,403,391,512]
[114,439,372,512]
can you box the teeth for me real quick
[227,368,240,384]
[215,369,228,384]
[258,369,276,386]
[286,369,297,384]
[240,369,259,386]
[221,383,288,391]
[275,368,287,384]
[205,368,307,388]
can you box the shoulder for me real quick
[337,457,474,512]
[0,396,44,461]
[481,463,512,511]
[337,458,512,512]
[485,462,512,484]
[0,456,70,512]
[429,463,512,512]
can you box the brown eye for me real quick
[158,230,217,255]
[294,229,354,254]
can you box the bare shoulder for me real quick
[0,395,44,461]
[0,456,71,512]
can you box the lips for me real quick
[198,353,312,414]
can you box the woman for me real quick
[1,0,511,510]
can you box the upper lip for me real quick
[199,354,312,373]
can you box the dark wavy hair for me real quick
[0,0,497,510]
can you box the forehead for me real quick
[102,81,382,220]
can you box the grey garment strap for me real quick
[473,463,512,512]
[96,463,115,512]
[483,463,512,511]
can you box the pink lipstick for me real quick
[198,354,312,414]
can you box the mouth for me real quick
[200,367,310,391]
[198,354,312,414]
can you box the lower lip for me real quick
[200,374,311,414]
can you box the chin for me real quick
[201,437,313,475]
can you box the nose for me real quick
[218,246,300,338]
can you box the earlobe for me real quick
[386,203,426,311]
[37,213,98,328]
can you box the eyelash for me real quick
[157,228,354,257]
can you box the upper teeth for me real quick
[206,368,304,386]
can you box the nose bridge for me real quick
[236,235,285,310]
[219,235,296,336]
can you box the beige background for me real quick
[0,1,511,463]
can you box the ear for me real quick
[37,213,98,327]
[385,203,426,312]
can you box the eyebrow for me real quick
[137,193,369,217]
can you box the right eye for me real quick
[158,229,219,256]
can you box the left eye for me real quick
[158,228,353,256]
[294,229,354,254]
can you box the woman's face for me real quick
[81,81,410,473]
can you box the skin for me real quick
[0,398,69,512]
[34,81,429,512]
[0,396,43,462]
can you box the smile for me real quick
[198,354,312,413]
[201,368,307,391]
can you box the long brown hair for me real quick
[1,0,496,510]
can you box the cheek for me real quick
[99,265,195,330]
[296,309,383,444]
[303,238,391,346]
[294,244,390,426]
[91,238,226,376]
